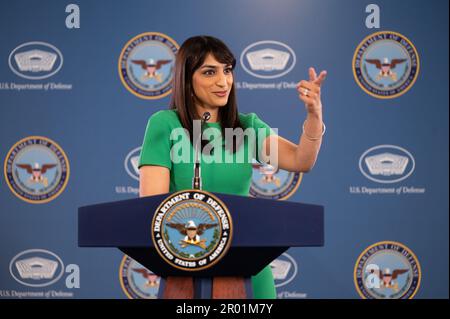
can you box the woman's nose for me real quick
[215,73,227,87]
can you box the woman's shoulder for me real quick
[148,109,181,125]
[238,111,256,121]
[238,112,274,137]
[238,112,263,128]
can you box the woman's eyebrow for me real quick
[200,64,232,69]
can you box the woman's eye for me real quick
[203,68,232,76]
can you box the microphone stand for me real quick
[192,112,210,190]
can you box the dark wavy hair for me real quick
[169,35,243,153]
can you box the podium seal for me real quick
[151,190,233,271]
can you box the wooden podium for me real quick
[78,192,324,298]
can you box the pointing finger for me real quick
[314,70,327,86]
[308,67,317,82]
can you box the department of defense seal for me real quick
[151,190,233,271]
[354,241,421,299]
[119,255,161,299]
[118,32,178,99]
[4,136,70,204]
[250,161,302,200]
[353,31,420,99]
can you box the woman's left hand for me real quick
[296,67,327,115]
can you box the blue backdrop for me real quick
[0,0,448,299]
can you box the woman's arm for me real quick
[139,165,170,197]
[262,67,327,173]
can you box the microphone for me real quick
[192,112,210,189]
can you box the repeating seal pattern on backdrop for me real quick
[359,145,416,184]
[271,252,298,288]
[353,31,419,99]
[124,146,141,181]
[9,249,65,288]
[118,32,178,99]
[240,40,296,79]
[151,190,233,271]
[119,255,161,299]
[8,41,64,80]
[250,160,302,200]
[354,241,421,299]
[4,136,70,204]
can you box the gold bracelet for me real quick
[302,120,326,141]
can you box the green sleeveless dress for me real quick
[138,109,276,299]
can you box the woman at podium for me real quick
[138,35,326,299]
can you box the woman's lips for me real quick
[212,91,228,97]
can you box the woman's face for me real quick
[192,53,233,110]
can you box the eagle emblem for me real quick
[252,163,281,187]
[16,162,57,187]
[365,57,407,81]
[132,268,160,288]
[131,58,171,82]
[376,268,409,291]
[166,220,217,249]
